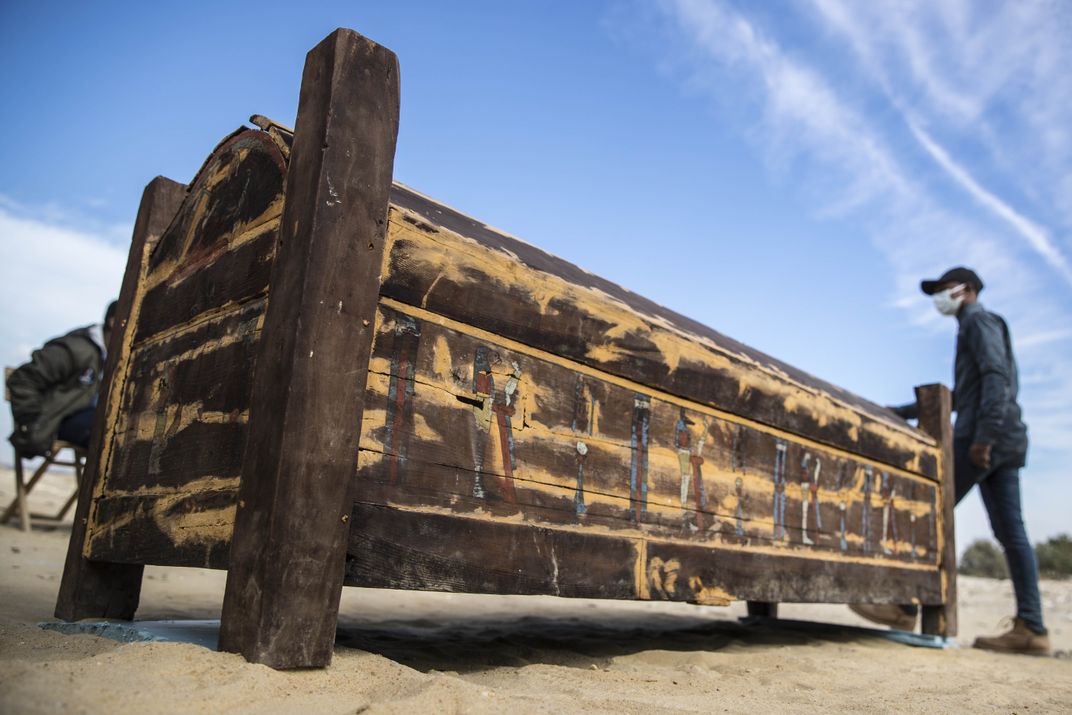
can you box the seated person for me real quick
[7,301,117,457]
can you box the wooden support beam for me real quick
[218,27,400,669]
[55,175,187,621]
[13,456,29,532]
[916,383,957,637]
[746,601,779,618]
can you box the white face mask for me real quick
[933,284,966,316]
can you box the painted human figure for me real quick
[880,471,897,555]
[861,465,874,553]
[571,377,594,517]
[470,347,520,504]
[839,502,848,552]
[675,409,709,531]
[910,513,918,561]
[801,453,822,545]
[734,476,745,538]
[574,441,588,516]
[835,462,850,552]
[383,315,420,484]
[732,423,747,475]
[772,439,788,541]
[629,395,651,523]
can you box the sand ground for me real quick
[1,466,1069,714]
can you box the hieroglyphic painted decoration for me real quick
[629,394,651,523]
[731,423,746,474]
[469,346,519,504]
[772,439,788,541]
[383,315,421,484]
[571,376,594,516]
[835,461,849,552]
[690,420,709,530]
[145,365,179,478]
[734,477,746,538]
[880,471,897,555]
[862,465,874,553]
[574,441,588,516]
[910,513,918,561]
[801,453,822,545]
[928,490,937,560]
[674,409,709,532]
[647,557,680,599]
[571,375,595,435]
[839,502,848,552]
[359,304,941,566]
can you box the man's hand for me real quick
[969,442,993,470]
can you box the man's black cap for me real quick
[921,267,983,295]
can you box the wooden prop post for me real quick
[55,176,187,620]
[217,28,400,668]
[916,383,957,637]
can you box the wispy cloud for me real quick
[0,198,127,464]
[632,0,1072,540]
[806,0,1072,250]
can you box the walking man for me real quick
[854,267,1048,655]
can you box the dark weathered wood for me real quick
[382,190,938,479]
[644,539,942,605]
[747,601,778,618]
[85,490,236,569]
[916,383,957,637]
[356,303,940,563]
[12,454,29,532]
[136,226,278,344]
[103,300,264,493]
[344,503,943,605]
[55,175,187,621]
[145,130,284,275]
[346,503,638,598]
[219,27,401,669]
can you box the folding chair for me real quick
[2,367,85,531]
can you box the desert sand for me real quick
[1,466,1069,714]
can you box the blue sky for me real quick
[1,1,1069,550]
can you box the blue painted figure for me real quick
[772,439,788,541]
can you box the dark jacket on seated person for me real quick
[7,324,106,457]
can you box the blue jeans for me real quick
[57,405,95,449]
[954,438,1046,634]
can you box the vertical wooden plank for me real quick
[218,27,400,668]
[55,176,187,620]
[14,455,30,532]
[916,383,957,637]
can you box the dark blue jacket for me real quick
[952,302,1028,465]
[893,302,1028,467]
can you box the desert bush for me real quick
[959,539,1008,579]
[1035,534,1072,579]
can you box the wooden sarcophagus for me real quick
[57,28,956,668]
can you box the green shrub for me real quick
[959,539,1008,579]
[1035,534,1072,579]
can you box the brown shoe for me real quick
[849,603,917,631]
[973,618,1051,656]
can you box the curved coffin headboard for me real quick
[84,127,287,567]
